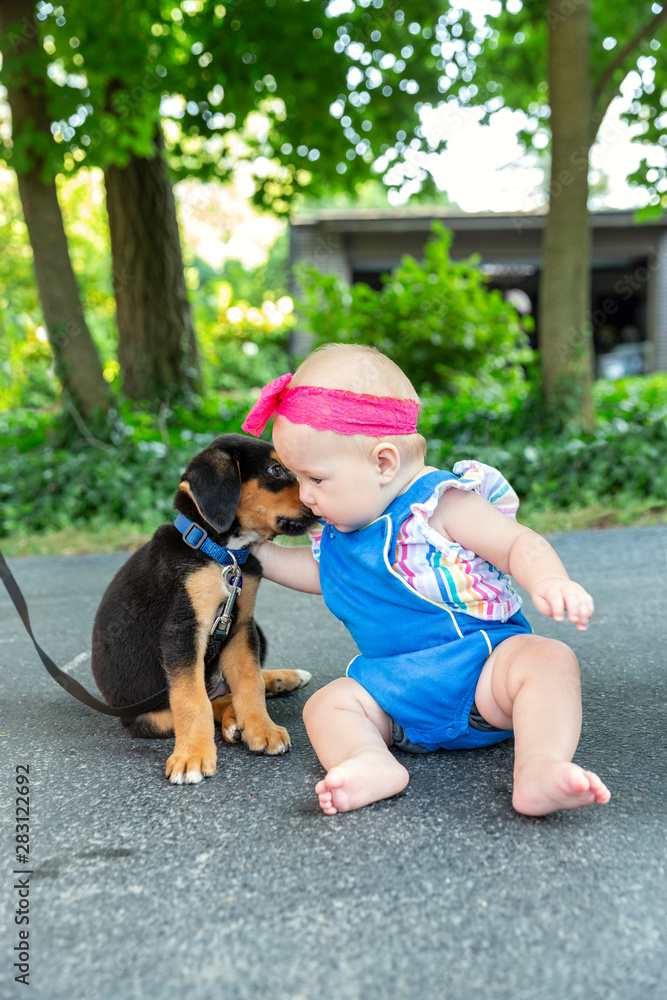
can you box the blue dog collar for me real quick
[174,513,250,567]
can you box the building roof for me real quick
[292,206,667,235]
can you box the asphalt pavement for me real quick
[0,525,666,1000]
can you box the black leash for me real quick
[0,549,169,719]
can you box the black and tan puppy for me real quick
[92,433,315,784]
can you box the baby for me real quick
[243,344,611,817]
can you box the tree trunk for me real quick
[0,0,109,420]
[104,130,201,405]
[540,0,594,426]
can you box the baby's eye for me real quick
[310,477,322,486]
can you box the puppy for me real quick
[92,433,315,784]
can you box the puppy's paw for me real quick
[215,700,242,745]
[166,742,217,784]
[222,718,243,745]
[241,719,291,755]
[262,668,312,696]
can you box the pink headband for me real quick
[241,373,419,437]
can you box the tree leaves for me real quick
[454,0,667,206]
[1,0,476,210]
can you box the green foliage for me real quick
[195,287,291,394]
[1,374,664,542]
[424,373,667,512]
[0,167,132,404]
[295,223,534,395]
[0,167,293,406]
[9,0,657,209]
[214,228,291,306]
[1,0,475,212]
[297,179,452,214]
[0,167,118,406]
[0,395,254,538]
[189,232,293,393]
[457,1,667,206]
[0,175,47,407]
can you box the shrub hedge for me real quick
[424,373,667,511]
[0,374,665,540]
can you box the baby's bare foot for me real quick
[513,758,611,816]
[315,749,409,815]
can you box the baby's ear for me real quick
[373,442,400,482]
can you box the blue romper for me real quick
[317,470,532,752]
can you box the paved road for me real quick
[0,526,666,1000]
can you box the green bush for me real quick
[424,373,667,511]
[1,375,664,542]
[0,395,254,538]
[295,222,535,398]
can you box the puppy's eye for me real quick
[267,462,294,481]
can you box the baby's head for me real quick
[244,343,426,531]
[289,343,426,467]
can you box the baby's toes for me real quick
[318,795,338,815]
[568,767,592,793]
[584,771,611,803]
[315,781,337,814]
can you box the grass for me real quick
[0,522,160,558]
[1,500,666,559]
[519,499,667,536]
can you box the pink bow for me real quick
[242,372,293,436]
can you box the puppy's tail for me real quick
[122,709,174,739]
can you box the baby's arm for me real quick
[430,489,594,630]
[252,540,322,595]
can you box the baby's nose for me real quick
[299,483,315,506]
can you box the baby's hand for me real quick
[531,578,594,631]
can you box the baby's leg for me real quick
[302,677,409,814]
[474,634,611,816]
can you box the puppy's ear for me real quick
[180,451,241,533]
